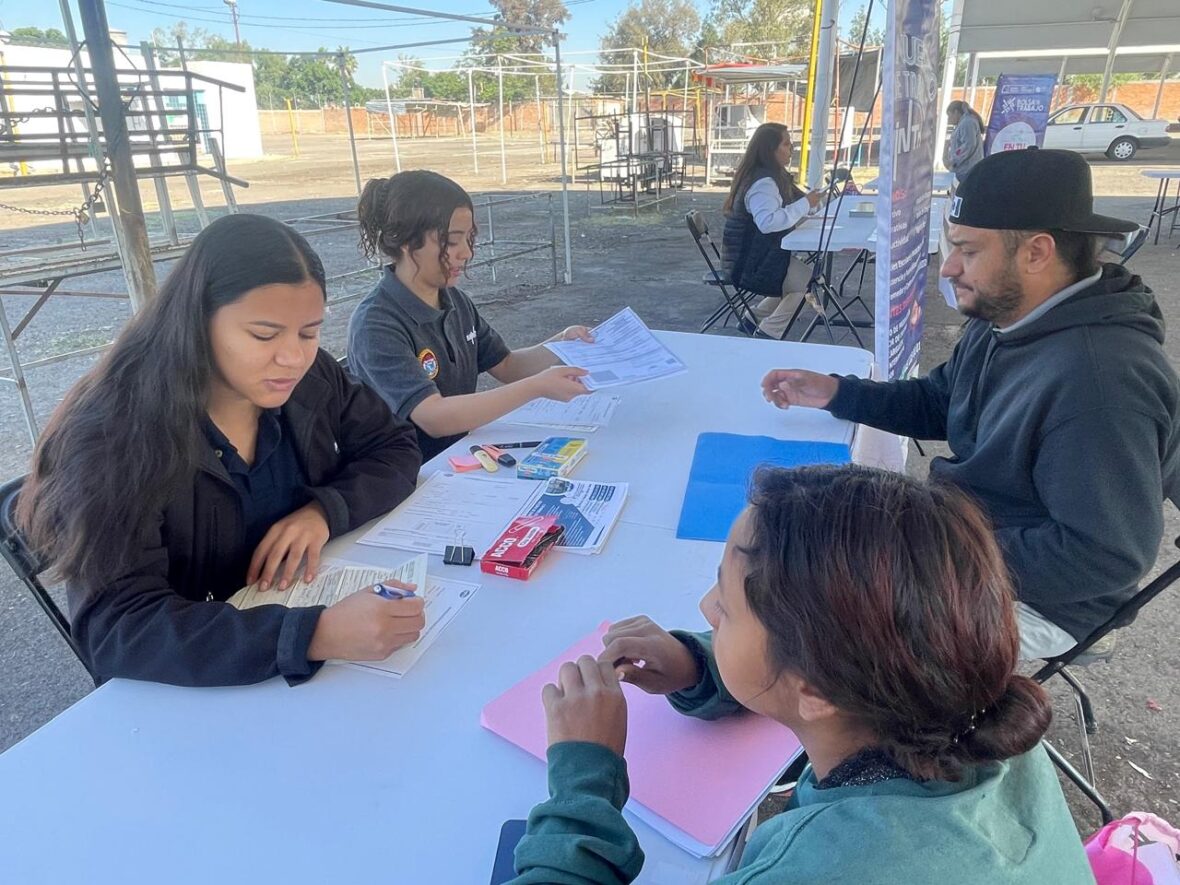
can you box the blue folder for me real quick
[676,433,853,542]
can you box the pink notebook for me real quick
[481,622,802,850]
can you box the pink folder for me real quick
[480,622,802,849]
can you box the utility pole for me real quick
[77,0,158,309]
[224,0,242,51]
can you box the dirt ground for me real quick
[1,132,1179,838]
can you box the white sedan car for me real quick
[1042,103,1171,161]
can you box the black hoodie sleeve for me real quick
[825,358,955,441]
[69,514,326,688]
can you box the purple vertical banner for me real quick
[984,73,1058,155]
[874,0,941,380]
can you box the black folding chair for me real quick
[685,210,763,336]
[0,476,95,681]
[1033,536,1180,825]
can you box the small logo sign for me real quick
[465,328,478,345]
[950,196,963,219]
[418,348,439,379]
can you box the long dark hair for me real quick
[740,464,1052,782]
[723,122,804,214]
[19,214,326,588]
[947,99,985,133]
[357,169,477,277]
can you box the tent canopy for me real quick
[975,45,1179,78]
[957,0,1180,54]
[693,63,807,87]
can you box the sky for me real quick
[1,0,883,87]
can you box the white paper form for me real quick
[226,554,427,610]
[499,392,622,432]
[544,307,686,390]
[356,472,538,557]
[519,478,628,555]
[343,575,480,678]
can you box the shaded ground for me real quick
[1,133,1179,837]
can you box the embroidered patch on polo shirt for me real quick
[418,348,440,379]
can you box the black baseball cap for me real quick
[948,148,1137,234]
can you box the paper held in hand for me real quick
[545,307,685,390]
[226,553,428,610]
[344,573,481,679]
[227,554,480,679]
[499,392,622,432]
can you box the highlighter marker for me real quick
[481,444,517,467]
[469,445,499,472]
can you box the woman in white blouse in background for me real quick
[721,123,822,339]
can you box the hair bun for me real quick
[960,676,1052,764]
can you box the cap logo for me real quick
[950,196,962,219]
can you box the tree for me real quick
[847,4,886,47]
[9,26,69,47]
[702,0,811,57]
[150,22,211,64]
[466,0,570,104]
[597,0,701,92]
[470,0,569,56]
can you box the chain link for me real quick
[0,163,113,250]
[0,106,58,138]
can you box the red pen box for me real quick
[480,515,565,581]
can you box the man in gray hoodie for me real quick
[761,148,1180,659]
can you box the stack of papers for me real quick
[358,473,538,556]
[345,572,481,679]
[226,555,428,610]
[482,623,802,857]
[519,478,627,555]
[227,555,481,679]
[499,392,622,433]
[358,473,628,559]
[545,307,685,390]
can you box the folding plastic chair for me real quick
[685,210,764,336]
[0,475,95,682]
[1033,536,1180,825]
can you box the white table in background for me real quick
[1142,168,1180,245]
[0,333,879,885]
[861,170,955,194]
[780,194,947,255]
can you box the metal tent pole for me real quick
[339,53,363,197]
[381,62,402,171]
[497,56,508,184]
[1153,55,1172,119]
[535,75,545,163]
[934,0,964,171]
[468,68,479,173]
[554,35,573,283]
[77,0,157,310]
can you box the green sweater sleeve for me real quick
[509,741,645,885]
[666,630,746,721]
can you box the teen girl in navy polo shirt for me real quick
[347,170,594,461]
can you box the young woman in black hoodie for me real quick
[20,214,424,686]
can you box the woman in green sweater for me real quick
[510,465,1094,884]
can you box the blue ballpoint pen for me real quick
[374,582,416,600]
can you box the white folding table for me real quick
[0,332,882,885]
